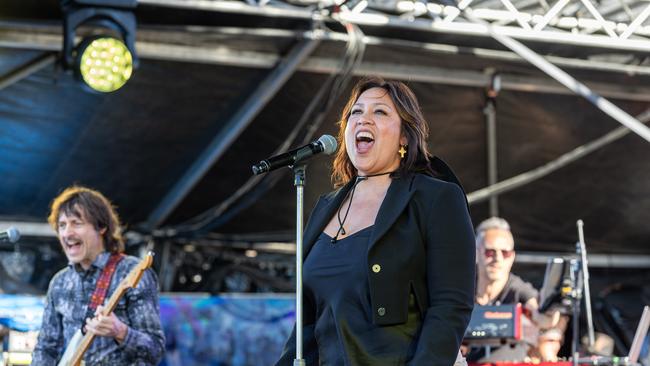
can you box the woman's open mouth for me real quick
[355,131,374,154]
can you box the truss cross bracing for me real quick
[141,0,650,52]
[338,0,650,52]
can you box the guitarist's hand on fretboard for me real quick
[84,304,129,343]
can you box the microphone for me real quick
[0,227,20,243]
[252,134,337,175]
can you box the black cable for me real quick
[158,23,366,239]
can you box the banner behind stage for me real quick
[159,293,295,366]
[1,293,296,366]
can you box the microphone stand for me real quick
[577,220,596,350]
[571,219,595,366]
[251,135,336,365]
[570,256,582,366]
[293,164,306,366]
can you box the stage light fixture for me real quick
[77,36,133,92]
[61,0,138,93]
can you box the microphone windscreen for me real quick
[318,135,337,155]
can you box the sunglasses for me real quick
[484,248,515,259]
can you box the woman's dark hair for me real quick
[48,185,125,253]
[331,76,434,187]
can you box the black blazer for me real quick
[278,168,476,366]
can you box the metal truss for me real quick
[335,0,650,52]
[139,0,650,52]
[3,22,650,100]
[0,53,57,91]
[4,218,649,268]
[145,36,321,229]
[468,109,650,205]
[4,25,650,101]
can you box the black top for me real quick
[303,226,421,365]
[275,173,476,366]
[487,274,539,306]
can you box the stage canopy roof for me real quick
[1,0,650,260]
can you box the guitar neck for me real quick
[103,284,128,315]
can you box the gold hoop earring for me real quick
[398,145,407,159]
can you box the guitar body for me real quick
[57,330,84,366]
[56,252,154,366]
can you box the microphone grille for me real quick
[7,227,20,243]
[318,135,338,155]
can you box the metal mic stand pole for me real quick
[577,220,596,350]
[571,257,582,366]
[293,164,306,366]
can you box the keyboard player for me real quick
[464,217,565,363]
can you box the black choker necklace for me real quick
[331,170,395,244]
[358,171,395,179]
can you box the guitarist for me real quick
[32,186,165,365]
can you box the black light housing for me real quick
[61,0,138,92]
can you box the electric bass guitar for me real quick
[57,252,154,366]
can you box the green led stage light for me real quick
[77,36,133,93]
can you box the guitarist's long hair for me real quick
[48,186,125,253]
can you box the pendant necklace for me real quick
[331,171,394,244]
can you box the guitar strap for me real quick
[83,253,125,325]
